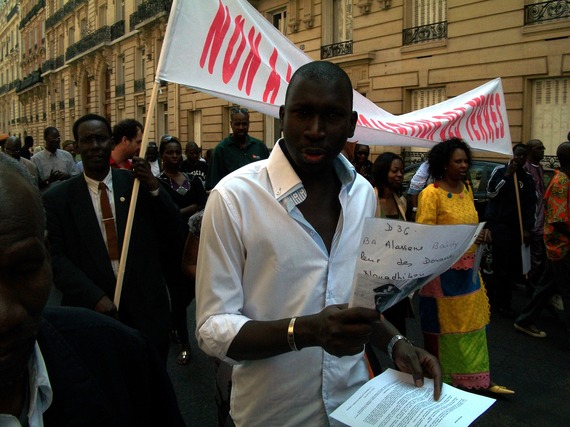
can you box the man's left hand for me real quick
[392,340,442,401]
[132,156,159,191]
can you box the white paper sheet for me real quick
[331,369,495,427]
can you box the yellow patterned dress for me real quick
[416,183,491,389]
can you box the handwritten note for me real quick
[349,218,484,312]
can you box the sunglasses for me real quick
[230,107,249,115]
[161,135,181,144]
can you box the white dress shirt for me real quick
[196,141,376,426]
[31,149,75,183]
[0,343,53,427]
[83,171,119,276]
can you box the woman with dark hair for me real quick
[415,137,513,394]
[372,152,413,334]
[158,135,207,365]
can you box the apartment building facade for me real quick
[1,0,569,164]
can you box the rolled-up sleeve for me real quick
[195,188,251,364]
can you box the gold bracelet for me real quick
[287,317,299,351]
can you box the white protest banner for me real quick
[156,0,512,155]
[349,218,484,312]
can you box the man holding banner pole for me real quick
[195,61,441,426]
[44,113,182,363]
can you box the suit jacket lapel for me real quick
[111,169,131,253]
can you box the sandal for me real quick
[487,382,515,394]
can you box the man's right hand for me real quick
[94,295,119,319]
[297,304,381,357]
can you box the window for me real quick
[270,8,287,35]
[333,0,352,43]
[403,0,448,45]
[98,3,107,27]
[116,0,125,21]
[69,27,75,45]
[532,78,570,155]
[413,0,446,27]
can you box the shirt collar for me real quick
[28,342,53,424]
[83,169,113,195]
[266,139,358,204]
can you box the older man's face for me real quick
[0,171,51,387]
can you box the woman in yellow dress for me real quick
[416,138,513,394]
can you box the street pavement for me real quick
[170,287,570,427]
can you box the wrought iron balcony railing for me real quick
[8,4,19,22]
[115,83,126,97]
[66,26,112,61]
[16,69,43,93]
[42,58,56,72]
[111,20,126,41]
[134,79,146,93]
[130,0,173,31]
[45,0,88,30]
[321,41,353,59]
[403,21,447,45]
[20,0,45,29]
[525,0,570,25]
[55,55,64,68]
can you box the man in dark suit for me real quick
[0,153,184,426]
[43,113,183,361]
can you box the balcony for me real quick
[55,55,64,68]
[19,0,46,30]
[115,83,126,97]
[134,79,146,93]
[130,0,173,31]
[321,41,353,59]
[69,98,75,108]
[16,69,43,93]
[66,26,112,61]
[8,4,19,22]
[403,21,447,45]
[111,20,126,41]
[59,100,65,109]
[45,0,88,30]
[525,0,570,25]
[42,58,56,72]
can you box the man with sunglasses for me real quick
[205,107,269,190]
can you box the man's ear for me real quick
[348,111,358,138]
[279,105,285,132]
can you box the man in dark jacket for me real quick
[0,153,184,426]
[485,143,537,316]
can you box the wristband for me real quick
[287,317,299,352]
[387,334,412,361]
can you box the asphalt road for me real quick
[169,286,570,427]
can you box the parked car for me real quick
[402,160,554,220]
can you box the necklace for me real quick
[433,182,468,198]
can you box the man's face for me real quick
[125,128,143,158]
[77,119,114,178]
[62,143,77,158]
[355,145,370,164]
[185,145,201,163]
[3,138,21,160]
[44,129,61,153]
[529,142,545,162]
[230,113,250,141]
[146,143,158,162]
[512,146,528,169]
[279,77,357,176]
[0,174,51,387]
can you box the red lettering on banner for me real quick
[238,28,262,95]
[200,1,231,74]
[263,48,290,104]
[222,16,247,83]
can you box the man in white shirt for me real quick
[3,136,38,181]
[31,126,75,191]
[195,61,442,427]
